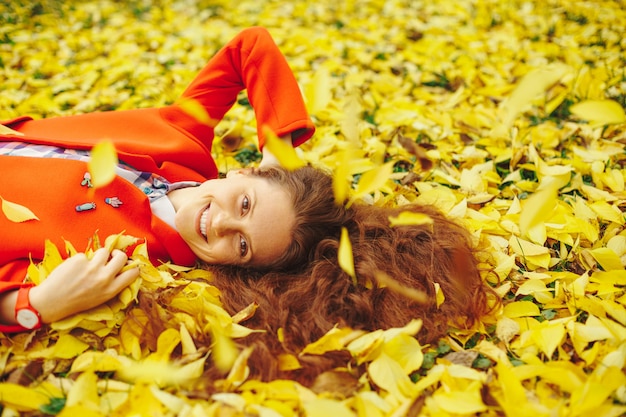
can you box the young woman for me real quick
[1,27,494,372]
[0,27,321,332]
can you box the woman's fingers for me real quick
[105,249,129,272]
[113,268,141,292]
[90,247,111,265]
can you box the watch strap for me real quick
[15,284,41,330]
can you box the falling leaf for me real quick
[0,196,39,222]
[519,183,558,238]
[497,63,571,131]
[304,65,333,115]
[338,227,356,284]
[388,211,433,227]
[332,148,355,205]
[88,140,118,188]
[434,282,445,308]
[374,270,429,303]
[177,97,218,126]
[349,161,394,205]
[262,126,305,170]
[210,319,239,373]
[569,99,626,128]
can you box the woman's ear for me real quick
[225,167,254,178]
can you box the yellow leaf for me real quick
[263,126,305,170]
[503,301,541,318]
[509,236,551,269]
[0,383,50,411]
[65,371,99,410]
[368,352,416,399]
[496,316,521,345]
[432,387,487,414]
[88,140,118,188]
[374,271,429,304]
[332,149,354,205]
[179,323,197,356]
[346,329,385,364]
[117,356,206,386]
[301,326,353,355]
[530,321,566,358]
[278,353,301,371]
[70,351,123,374]
[569,99,626,128]
[0,123,24,136]
[152,328,181,361]
[350,161,394,205]
[224,346,254,388]
[519,184,558,238]
[494,361,533,417]
[434,282,445,308]
[589,201,624,225]
[57,405,105,417]
[498,64,570,130]
[302,398,354,417]
[338,227,356,283]
[0,196,39,222]
[388,211,433,227]
[177,97,218,126]
[211,324,239,373]
[340,90,362,143]
[55,334,91,358]
[304,65,332,115]
[383,333,423,374]
[589,248,624,271]
[570,366,626,416]
[42,239,64,277]
[516,280,554,304]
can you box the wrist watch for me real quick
[15,286,41,330]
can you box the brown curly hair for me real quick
[208,166,496,384]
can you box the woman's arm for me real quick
[179,27,315,151]
[0,248,139,330]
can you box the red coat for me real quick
[0,27,314,331]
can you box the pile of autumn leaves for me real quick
[1,0,626,415]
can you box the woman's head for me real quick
[248,165,350,272]
[176,165,348,271]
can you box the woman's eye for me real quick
[242,196,250,213]
[239,236,248,257]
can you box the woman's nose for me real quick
[212,211,236,237]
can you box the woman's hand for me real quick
[29,248,140,323]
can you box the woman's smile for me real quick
[198,204,210,239]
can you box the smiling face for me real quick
[173,171,296,267]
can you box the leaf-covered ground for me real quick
[1,0,626,415]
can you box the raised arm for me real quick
[179,27,315,152]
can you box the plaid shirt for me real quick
[0,141,200,201]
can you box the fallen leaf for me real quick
[0,196,39,222]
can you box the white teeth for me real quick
[200,208,208,239]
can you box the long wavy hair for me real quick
[208,166,496,384]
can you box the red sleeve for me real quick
[179,26,315,149]
[0,262,32,333]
